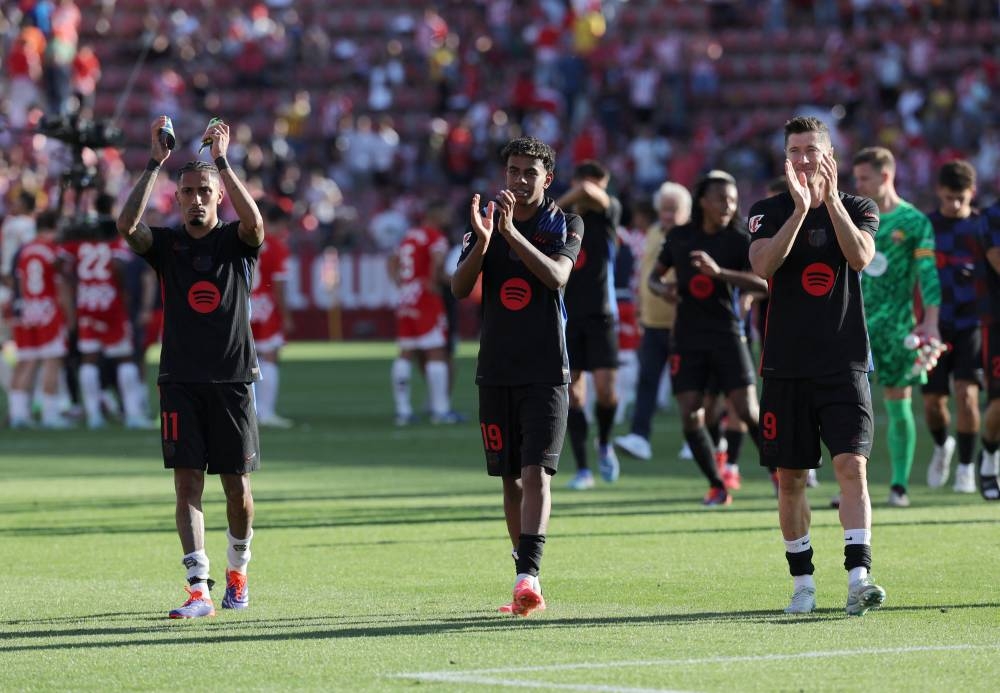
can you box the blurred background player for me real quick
[8,210,73,429]
[648,171,767,505]
[251,204,294,428]
[852,147,940,508]
[0,191,39,401]
[451,136,582,616]
[611,199,651,424]
[980,199,1000,500]
[62,193,152,429]
[615,182,691,462]
[923,160,985,494]
[388,199,457,425]
[557,159,622,489]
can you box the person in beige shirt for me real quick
[614,181,691,461]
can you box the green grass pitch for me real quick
[1,341,998,691]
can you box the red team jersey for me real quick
[395,225,448,344]
[61,237,133,355]
[13,236,67,356]
[250,236,291,351]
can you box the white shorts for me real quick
[253,333,285,354]
[78,332,134,358]
[16,332,68,361]
[397,324,447,351]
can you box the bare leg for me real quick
[221,473,254,539]
[174,468,206,554]
[501,476,522,547]
[777,468,811,540]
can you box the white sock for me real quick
[41,394,63,424]
[793,574,815,590]
[425,360,450,417]
[981,448,1000,477]
[116,361,144,421]
[726,463,740,474]
[844,529,871,545]
[182,550,210,594]
[514,572,534,588]
[783,533,811,554]
[9,389,30,422]
[79,363,102,425]
[391,358,412,417]
[257,361,278,419]
[226,529,253,573]
[845,529,871,585]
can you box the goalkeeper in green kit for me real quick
[852,147,941,507]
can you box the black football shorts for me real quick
[477,384,567,477]
[921,326,984,395]
[985,323,1000,400]
[566,314,619,372]
[758,370,874,470]
[669,335,755,395]
[159,382,261,475]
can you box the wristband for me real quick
[145,158,161,172]
[214,156,230,171]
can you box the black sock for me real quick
[515,534,545,577]
[929,427,947,447]
[684,427,722,487]
[957,431,976,466]
[984,438,999,454]
[844,544,872,571]
[785,547,815,576]
[725,428,745,465]
[568,407,589,471]
[707,419,722,448]
[595,403,616,447]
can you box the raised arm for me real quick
[207,120,264,247]
[496,190,573,290]
[117,117,172,254]
[819,151,875,271]
[452,195,492,299]
[749,159,808,279]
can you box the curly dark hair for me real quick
[500,136,556,173]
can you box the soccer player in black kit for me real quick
[748,116,885,616]
[648,171,768,506]
[452,136,582,616]
[117,116,264,619]
[556,160,622,489]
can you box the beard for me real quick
[189,214,206,227]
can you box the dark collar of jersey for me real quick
[529,197,567,255]
[179,220,225,240]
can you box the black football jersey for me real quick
[747,191,878,377]
[656,221,752,349]
[141,221,261,383]
[459,200,583,386]
[564,196,621,319]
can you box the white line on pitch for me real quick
[393,643,996,689]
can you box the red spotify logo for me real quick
[188,281,221,313]
[500,278,531,310]
[801,263,834,297]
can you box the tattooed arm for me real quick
[117,117,172,254]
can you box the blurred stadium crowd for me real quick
[1,0,999,325]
